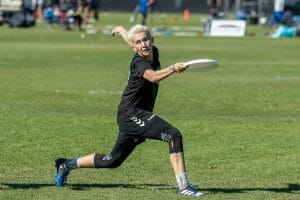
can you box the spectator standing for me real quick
[204,0,222,33]
[274,0,285,24]
[207,0,222,18]
[130,0,154,25]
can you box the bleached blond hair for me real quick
[127,24,152,45]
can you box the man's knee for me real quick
[161,127,183,153]
[94,153,122,168]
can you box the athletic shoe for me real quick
[177,184,205,197]
[55,158,69,187]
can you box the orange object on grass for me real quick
[183,9,190,21]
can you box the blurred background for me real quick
[1,0,300,38]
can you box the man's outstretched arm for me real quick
[112,26,130,46]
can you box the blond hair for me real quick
[127,24,151,45]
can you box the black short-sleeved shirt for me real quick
[117,46,161,122]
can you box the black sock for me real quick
[64,158,79,170]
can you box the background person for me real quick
[204,0,222,33]
[32,0,44,22]
[268,5,297,38]
[274,0,285,24]
[130,0,154,25]
[83,0,100,24]
[207,0,222,18]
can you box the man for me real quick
[274,0,285,24]
[205,0,222,34]
[130,0,154,25]
[207,0,222,18]
[55,24,205,197]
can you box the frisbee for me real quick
[184,59,218,72]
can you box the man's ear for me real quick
[151,37,154,43]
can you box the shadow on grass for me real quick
[206,183,300,194]
[0,183,175,191]
[1,183,299,194]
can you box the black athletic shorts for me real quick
[117,110,175,145]
[94,110,181,168]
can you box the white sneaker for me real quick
[177,184,205,197]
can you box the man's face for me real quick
[131,31,153,59]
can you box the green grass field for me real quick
[0,12,299,199]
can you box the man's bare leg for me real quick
[170,152,188,189]
[170,152,186,174]
[77,153,96,168]
[170,152,205,197]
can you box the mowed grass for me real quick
[0,12,300,199]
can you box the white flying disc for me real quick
[184,59,218,72]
